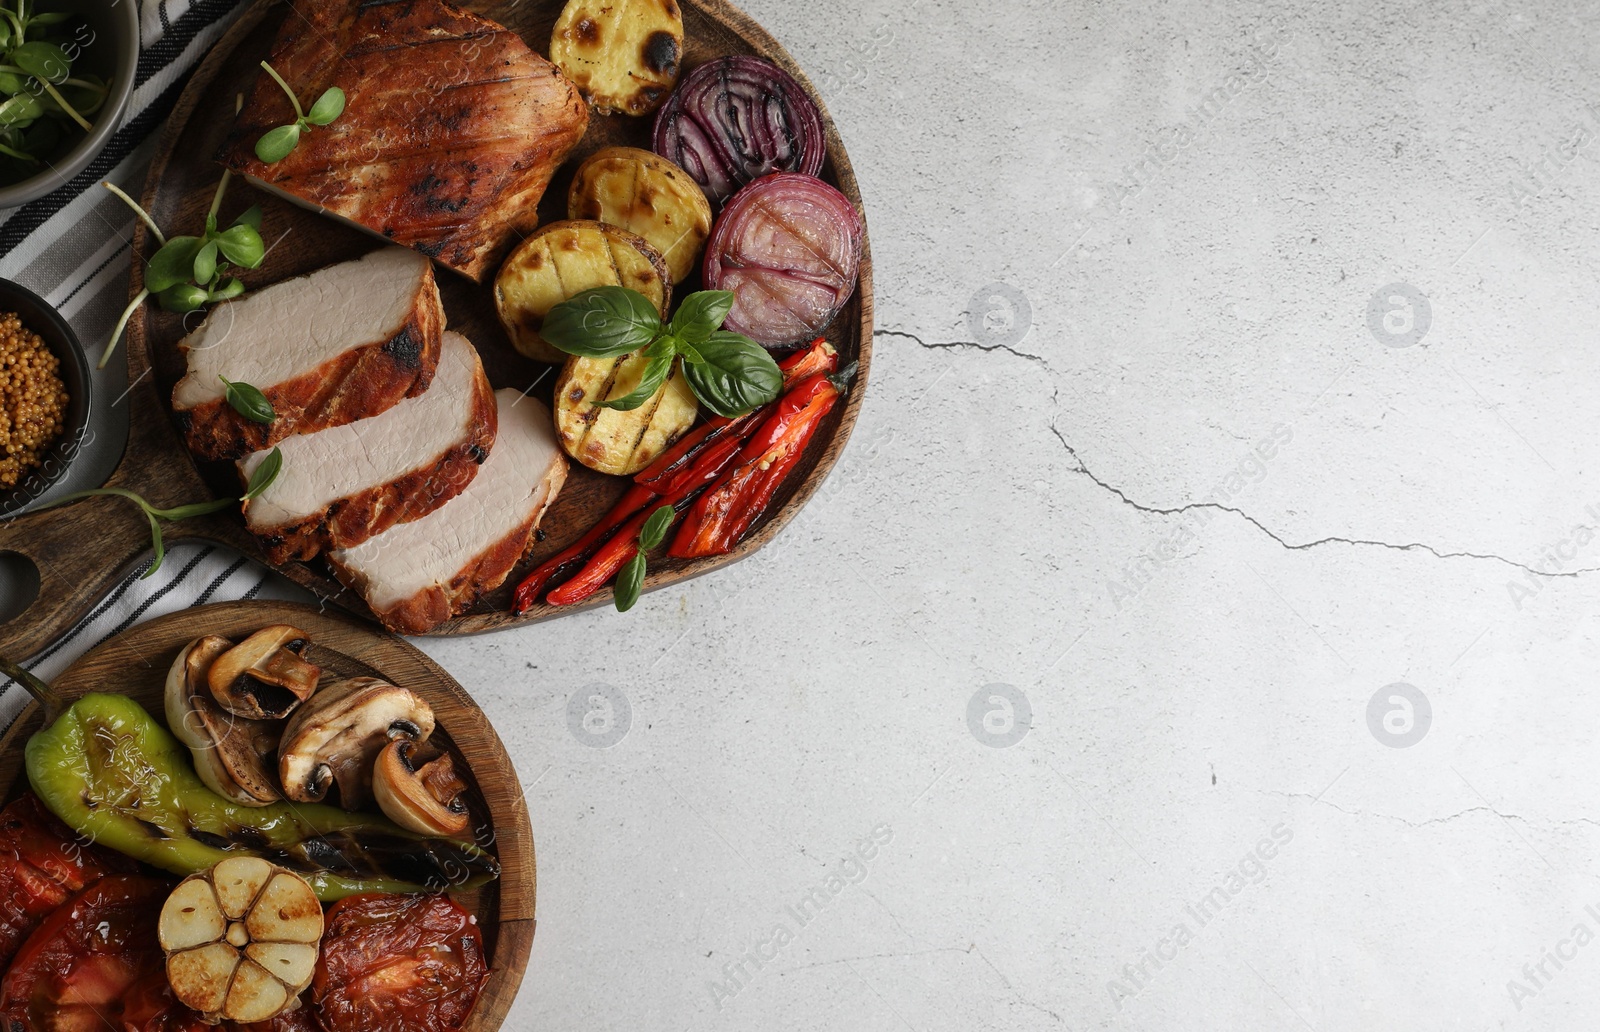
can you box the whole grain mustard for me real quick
[0,310,68,489]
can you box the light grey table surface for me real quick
[14,0,1600,1028]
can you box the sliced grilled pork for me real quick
[330,389,568,635]
[239,331,495,564]
[174,247,442,461]
[215,0,589,282]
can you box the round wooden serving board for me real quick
[0,600,534,1032]
[0,0,872,656]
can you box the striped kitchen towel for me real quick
[0,0,309,701]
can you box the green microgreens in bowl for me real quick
[540,287,782,419]
[254,60,344,163]
[99,170,267,369]
[36,447,282,578]
[0,1,109,179]
[614,503,675,612]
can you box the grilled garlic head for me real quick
[158,857,324,1024]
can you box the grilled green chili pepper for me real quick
[25,693,498,901]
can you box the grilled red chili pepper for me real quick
[511,483,656,613]
[669,374,844,558]
[780,339,837,386]
[515,341,842,612]
[547,433,749,607]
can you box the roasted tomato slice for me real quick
[0,793,134,970]
[313,893,488,1032]
[0,874,168,1032]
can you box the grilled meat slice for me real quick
[216,0,590,282]
[174,247,443,461]
[330,389,568,635]
[239,330,496,564]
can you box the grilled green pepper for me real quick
[25,693,498,900]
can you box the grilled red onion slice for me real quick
[703,173,862,349]
[653,56,825,206]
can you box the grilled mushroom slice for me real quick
[372,739,469,837]
[207,625,321,720]
[166,635,283,806]
[159,857,323,1024]
[278,677,434,810]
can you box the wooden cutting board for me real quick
[0,600,534,1031]
[0,0,872,657]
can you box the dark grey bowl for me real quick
[0,279,93,517]
[0,0,140,209]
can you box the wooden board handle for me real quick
[0,492,159,657]
[0,380,231,657]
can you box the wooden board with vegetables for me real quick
[0,0,872,655]
[0,600,533,1032]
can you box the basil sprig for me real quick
[254,60,345,163]
[541,287,782,419]
[36,447,283,578]
[614,503,676,612]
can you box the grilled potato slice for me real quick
[551,0,684,116]
[555,350,698,475]
[569,147,714,285]
[495,220,671,364]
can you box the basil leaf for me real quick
[12,41,68,83]
[145,236,202,293]
[192,239,219,285]
[669,290,735,344]
[219,375,275,424]
[682,331,783,418]
[613,552,646,613]
[638,504,675,551]
[540,286,661,359]
[255,122,301,163]
[0,72,25,96]
[243,447,283,501]
[158,283,209,313]
[593,352,672,412]
[230,205,263,231]
[25,12,72,26]
[215,223,265,268]
[675,338,704,365]
[305,86,345,126]
[0,22,11,50]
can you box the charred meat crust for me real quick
[332,463,567,635]
[177,274,444,462]
[213,0,589,282]
[247,359,498,565]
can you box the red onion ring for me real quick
[703,172,862,349]
[653,56,825,206]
